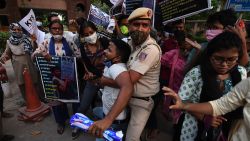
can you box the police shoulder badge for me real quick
[139,52,148,61]
[147,10,152,18]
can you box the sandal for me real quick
[57,124,65,135]
[72,127,80,140]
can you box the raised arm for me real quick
[163,86,214,115]
[163,78,249,116]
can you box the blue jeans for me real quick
[93,107,128,141]
[78,81,99,114]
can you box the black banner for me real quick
[126,0,143,15]
[159,0,212,25]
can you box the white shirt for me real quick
[102,63,127,120]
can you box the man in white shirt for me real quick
[88,39,133,140]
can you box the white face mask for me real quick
[84,32,97,44]
[53,35,63,41]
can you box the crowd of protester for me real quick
[0,6,250,141]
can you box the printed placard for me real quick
[36,56,80,103]
[159,0,212,25]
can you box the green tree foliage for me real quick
[90,0,110,13]
[0,32,9,54]
[186,0,219,20]
[187,0,250,21]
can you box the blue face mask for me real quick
[104,60,113,68]
[103,56,118,68]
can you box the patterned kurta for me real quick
[33,38,81,58]
[178,65,247,141]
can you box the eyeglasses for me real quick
[211,56,238,65]
[51,27,63,31]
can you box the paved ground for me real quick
[2,60,174,141]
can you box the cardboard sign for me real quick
[159,0,212,25]
[19,9,45,44]
[226,0,250,11]
[36,56,80,103]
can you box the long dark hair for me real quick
[199,31,243,102]
[78,21,97,36]
[197,31,244,140]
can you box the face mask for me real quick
[130,30,149,46]
[53,35,63,41]
[84,32,97,44]
[103,56,118,68]
[11,32,23,38]
[206,29,223,41]
[120,25,129,35]
[104,60,113,68]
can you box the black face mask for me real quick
[130,30,149,46]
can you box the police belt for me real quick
[132,96,150,101]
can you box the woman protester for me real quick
[71,21,109,139]
[170,31,246,141]
[0,23,38,106]
[163,77,250,141]
[32,20,81,135]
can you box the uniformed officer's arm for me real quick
[88,71,133,137]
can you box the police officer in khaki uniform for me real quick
[87,7,161,141]
[125,7,161,141]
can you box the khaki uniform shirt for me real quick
[127,36,161,97]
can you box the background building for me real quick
[0,0,91,31]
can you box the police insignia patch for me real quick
[139,52,148,61]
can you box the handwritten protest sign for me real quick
[36,56,80,103]
[19,9,45,44]
[159,0,212,25]
[225,0,250,11]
